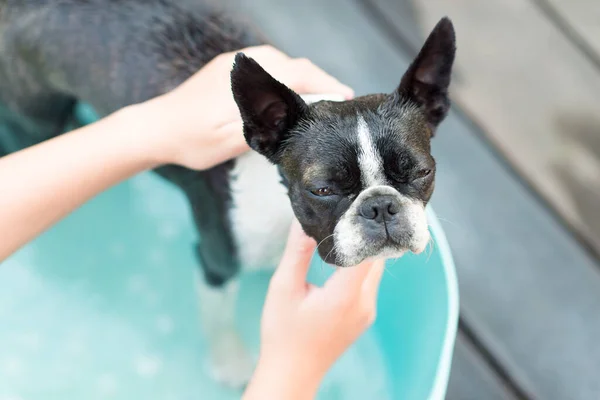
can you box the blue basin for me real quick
[0,104,459,399]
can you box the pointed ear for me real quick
[398,17,456,133]
[230,53,308,162]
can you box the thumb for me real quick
[361,258,386,304]
[272,219,317,290]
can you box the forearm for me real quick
[0,105,160,262]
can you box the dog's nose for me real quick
[359,196,400,223]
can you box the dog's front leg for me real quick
[196,276,255,388]
[155,165,255,388]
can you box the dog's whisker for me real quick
[309,234,334,265]
[384,265,399,281]
[383,256,401,280]
[308,234,335,281]
[323,245,337,270]
[434,216,463,230]
[319,243,340,282]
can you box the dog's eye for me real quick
[416,169,432,179]
[311,187,333,196]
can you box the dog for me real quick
[0,0,456,388]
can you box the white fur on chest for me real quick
[228,151,294,270]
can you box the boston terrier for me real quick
[0,0,456,388]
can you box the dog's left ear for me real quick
[397,17,456,134]
[231,53,308,162]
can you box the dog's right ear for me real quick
[231,53,308,162]
[397,17,456,134]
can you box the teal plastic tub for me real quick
[0,104,459,399]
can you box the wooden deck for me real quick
[411,0,600,258]
[232,0,600,398]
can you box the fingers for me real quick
[361,259,386,303]
[271,219,317,291]
[289,58,354,99]
[320,258,385,328]
[325,257,378,294]
[239,44,291,63]
[323,257,386,315]
[234,46,354,100]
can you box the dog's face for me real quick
[231,18,456,267]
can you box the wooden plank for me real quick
[447,332,517,400]
[229,0,600,398]
[540,0,600,64]
[354,0,422,57]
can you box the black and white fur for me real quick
[0,0,456,388]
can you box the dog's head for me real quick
[231,18,455,267]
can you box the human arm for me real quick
[0,108,157,262]
[243,221,386,400]
[0,45,353,262]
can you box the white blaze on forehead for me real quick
[356,116,386,187]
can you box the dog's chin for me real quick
[330,235,431,267]
[332,244,407,268]
[314,223,431,267]
[410,241,429,255]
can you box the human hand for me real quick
[243,220,385,399]
[137,45,354,170]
